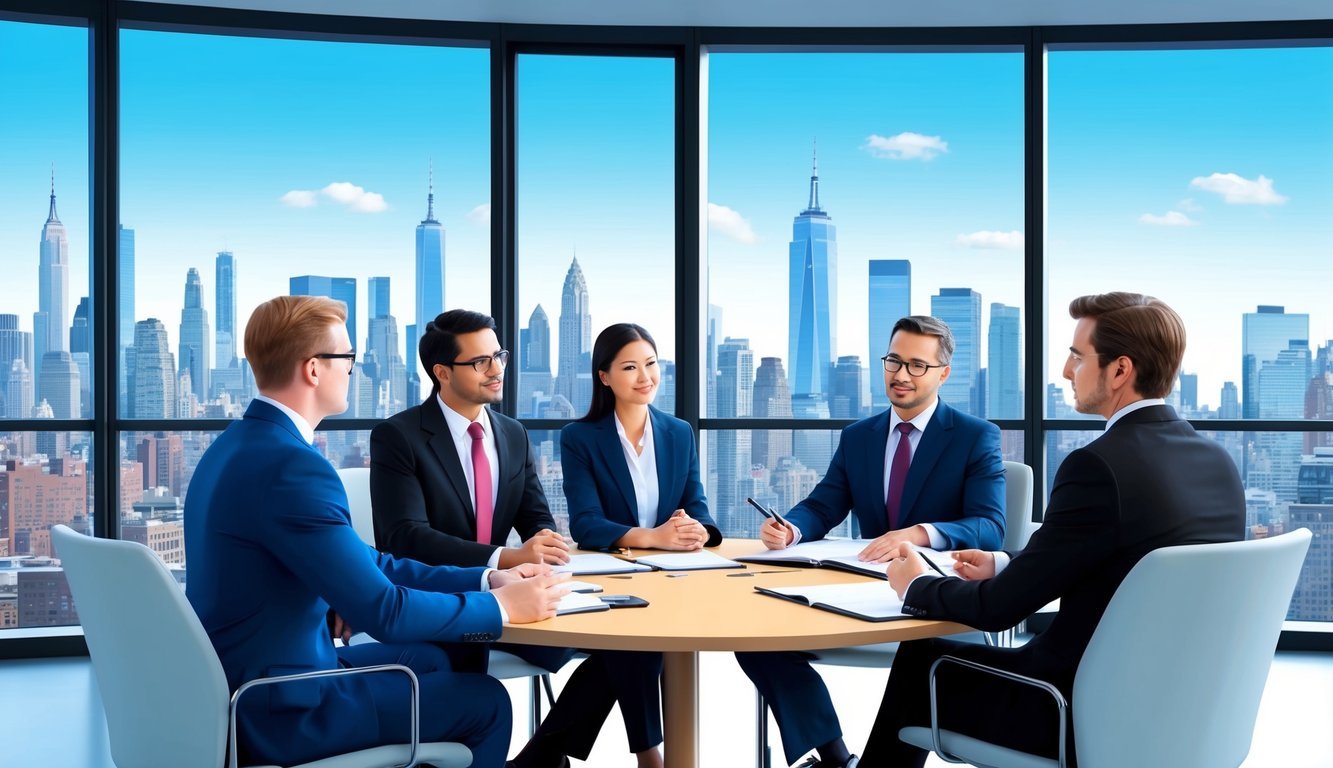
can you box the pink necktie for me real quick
[886,422,915,531]
[467,422,494,544]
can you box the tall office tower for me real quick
[715,338,754,534]
[1290,447,1333,621]
[69,297,91,418]
[706,304,723,417]
[1307,373,1333,454]
[658,360,676,413]
[557,257,592,412]
[118,225,136,416]
[177,268,211,403]
[69,297,89,354]
[34,173,70,393]
[37,351,80,420]
[1178,372,1199,413]
[412,166,446,398]
[519,305,554,418]
[368,276,391,321]
[289,275,357,350]
[1221,381,1240,419]
[932,288,982,416]
[137,432,185,495]
[787,149,838,398]
[1242,305,1308,418]
[215,251,236,368]
[868,260,910,412]
[1253,343,1310,505]
[830,355,867,419]
[132,319,176,419]
[366,315,406,416]
[751,357,792,471]
[5,360,33,419]
[0,315,31,417]
[987,303,1021,419]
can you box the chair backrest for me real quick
[1001,461,1035,551]
[52,524,229,768]
[1073,528,1312,768]
[337,466,376,547]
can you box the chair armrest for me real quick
[228,663,421,768]
[927,655,1069,768]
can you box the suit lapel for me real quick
[899,401,953,523]
[421,398,475,520]
[650,408,676,523]
[490,407,517,520]
[864,410,890,509]
[595,415,640,520]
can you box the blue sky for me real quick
[3,19,1331,414]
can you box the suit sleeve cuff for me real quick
[481,571,509,624]
[486,547,502,570]
[920,523,945,550]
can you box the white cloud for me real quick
[1139,211,1199,227]
[707,202,757,244]
[1176,197,1203,213]
[1189,173,1288,205]
[466,203,491,226]
[864,132,949,161]
[320,182,388,213]
[280,189,317,208]
[954,230,1024,250]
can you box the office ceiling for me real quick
[146,0,1332,28]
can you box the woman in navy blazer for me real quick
[535,324,720,768]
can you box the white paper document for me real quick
[553,554,652,576]
[555,591,611,616]
[631,550,744,571]
[756,580,910,622]
[737,539,958,580]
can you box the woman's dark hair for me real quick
[580,323,657,422]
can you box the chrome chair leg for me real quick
[528,675,545,736]
[756,690,771,768]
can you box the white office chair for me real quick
[51,524,471,768]
[336,466,560,736]
[899,528,1312,768]
[752,461,1035,768]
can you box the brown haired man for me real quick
[185,295,567,768]
[863,292,1245,766]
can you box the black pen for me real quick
[746,497,793,530]
[915,549,949,578]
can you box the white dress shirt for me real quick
[255,394,315,445]
[436,395,503,569]
[614,411,660,529]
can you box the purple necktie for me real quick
[886,422,915,531]
[467,422,493,544]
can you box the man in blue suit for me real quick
[184,295,568,768]
[738,315,1006,768]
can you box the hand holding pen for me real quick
[749,497,795,550]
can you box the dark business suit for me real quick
[185,399,510,767]
[862,404,1246,766]
[535,407,722,755]
[738,400,1006,765]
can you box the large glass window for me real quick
[118,30,490,420]
[515,53,677,419]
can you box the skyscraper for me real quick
[69,297,90,354]
[118,225,136,417]
[289,275,357,350]
[0,315,31,417]
[519,304,553,418]
[1242,305,1308,419]
[133,318,175,419]
[868,260,910,412]
[830,355,867,419]
[69,298,91,418]
[557,257,592,413]
[38,351,80,420]
[788,149,838,398]
[715,337,754,532]
[751,357,792,471]
[4,360,33,420]
[368,276,391,321]
[178,268,211,403]
[215,251,237,369]
[412,165,446,398]
[35,172,70,393]
[932,288,982,416]
[987,303,1021,419]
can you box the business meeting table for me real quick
[500,539,972,768]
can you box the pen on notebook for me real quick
[914,548,949,578]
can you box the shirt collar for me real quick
[254,394,315,445]
[1104,398,1168,431]
[436,393,492,441]
[614,409,654,451]
[888,396,940,435]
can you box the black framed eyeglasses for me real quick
[445,350,510,373]
[313,351,357,372]
[881,355,946,377]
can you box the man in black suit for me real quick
[864,292,1246,766]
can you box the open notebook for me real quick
[553,554,653,576]
[755,581,911,622]
[736,539,957,580]
[555,591,612,616]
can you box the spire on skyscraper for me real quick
[805,140,822,214]
[424,160,437,224]
[48,164,60,224]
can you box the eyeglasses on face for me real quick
[445,349,510,373]
[313,351,357,372]
[881,355,946,377]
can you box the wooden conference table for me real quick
[500,540,972,768]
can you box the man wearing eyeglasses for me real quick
[737,314,1006,768]
[372,309,624,768]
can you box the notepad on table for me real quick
[566,580,604,593]
[553,554,652,576]
[631,550,744,571]
[555,591,611,616]
[736,539,958,580]
[755,581,911,622]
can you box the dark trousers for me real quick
[523,649,665,757]
[862,638,1073,767]
[735,651,842,765]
